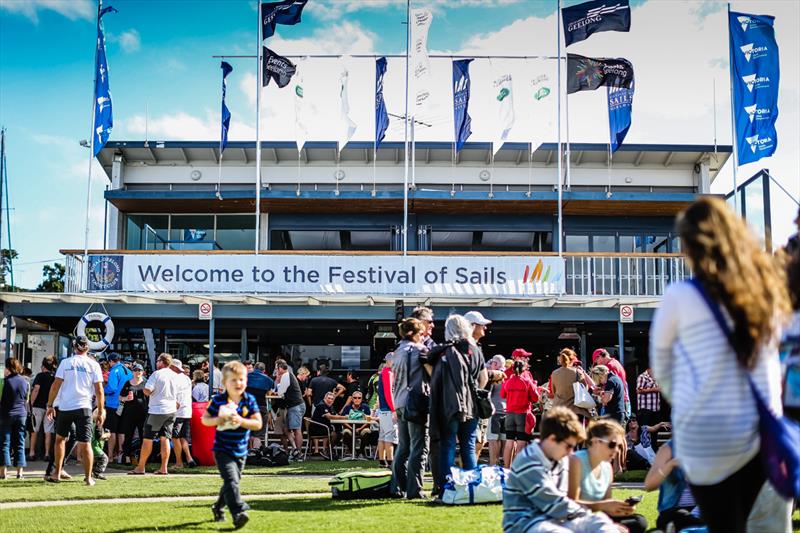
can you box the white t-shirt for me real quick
[275,372,290,396]
[175,372,193,419]
[145,368,180,415]
[54,353,103,411]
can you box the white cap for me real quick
[491,354,506,367]
[170,359,183,371]
[464,311,492,325]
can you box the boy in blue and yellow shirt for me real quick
[203,361,262,529]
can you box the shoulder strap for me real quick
[688,278,735,345]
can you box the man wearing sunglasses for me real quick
[503,407,618,533]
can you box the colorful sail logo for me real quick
[522,259,560,284]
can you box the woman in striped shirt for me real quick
[650,197,791,533]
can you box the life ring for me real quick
[76,312,115,352]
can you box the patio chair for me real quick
[303,417,334,461]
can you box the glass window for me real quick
[481,232,534,251]
[565,235,590,252]
[645,235,670,253]
[533,232,553,252]
[170,215,215,247]
[592,235,616,253]
[619,235,637,253]
[125,215,168,250]
[216,215,255,250]
[288,231,342,250]
[349,231,391,250]
[744,177,767,244]
[431,231,473,251]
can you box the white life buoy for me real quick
[76,312,115,352]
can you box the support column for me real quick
[617,320,625,365]
[4,314,12,359]
[208,318,216,392]
[240,328,248,361]
[579,330,587,367]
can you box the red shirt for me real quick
[501,374,540,414]
[606,358,629,401]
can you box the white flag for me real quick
[410,8,433,115]
[528,59,557,153]
[294,58,309,152]
[492,73,515,154]
[338,64,357,152]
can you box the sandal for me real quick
[44,476,60,483]
[127,470,146,476]
[153,471,169,475]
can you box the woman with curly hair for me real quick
[650,196,791,532]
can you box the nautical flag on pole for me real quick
[220,61,233,154]
[566,54,633,94]
[453,59,474,153]
[338,65,357,152]
[293,58,309,152]
[93,5,117,156]
[607,82,634,153]
[492,73,515,154]
[529,59,556,153]
[562,0,631,47]
[410,8,433,113]
[375,57,390,149]
[261,0,307,40]
[262,47,296,88]
[729,11,779,165]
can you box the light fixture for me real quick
[558,327,580,340]
[479,170,491,182]
[190,169,202,181]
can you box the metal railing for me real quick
[64,253,84,293]
[564,254,689,297]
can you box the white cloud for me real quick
[0,0,94,24]
[307,0,522,21]
[117,29,141,53]
[121,110,256,141]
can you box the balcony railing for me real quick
[62,250,688,297]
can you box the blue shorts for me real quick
[286,403,305,431]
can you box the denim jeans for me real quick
[439,417,478,485]
[214,451,249,516]
[0,416,27,468]
[391,407,429,498]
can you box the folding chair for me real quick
[303,417,333,461]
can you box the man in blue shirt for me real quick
[245,362,273,448]
[103,352,132,463]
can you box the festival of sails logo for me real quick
[575,58,604,88]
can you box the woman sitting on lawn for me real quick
[644,439,705,532]
[567,419,648,533]
[625,416,669,469]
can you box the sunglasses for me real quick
[352,396,363,400]
[560,440,577,452]
[595,437,620,450]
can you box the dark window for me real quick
[216,215,255,250]
[125,215,168,250]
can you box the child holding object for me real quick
[202,361,262,529]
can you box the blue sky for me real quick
[0,0,797,289]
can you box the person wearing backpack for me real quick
[390,318,429,500]
[650,197,792,532]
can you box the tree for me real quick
[0,248,18,290]
[36,262,65,292]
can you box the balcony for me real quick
[62,251,688,298]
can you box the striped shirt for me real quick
[206,391,259,458]
[636,371,661,412]
[502,440,590,531]
[650,281,783,485]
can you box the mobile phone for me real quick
[625,496,642,505]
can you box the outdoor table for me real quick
[329,418,375,460]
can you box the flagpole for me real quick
[83,0,103,290]
[254,8,263,253]
[556,0,563,257]
[402,0,410,256]
[726,3,740,216]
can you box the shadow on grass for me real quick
[247,496,392,513]
[105,520,210,533]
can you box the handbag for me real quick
[689,278,800,499]
[573,371,596,410]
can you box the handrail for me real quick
[60,249,684,258]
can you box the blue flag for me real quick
[607,82,634,153]
[261,0,307,39]
[562,0,631,47]
[453,59,474,153]
[93,5,117,156]
[729,11,779,165]
[375,57,389,149]
[220,61,233,154]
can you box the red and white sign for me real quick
[198,301,213,321]
[619,304,634,323]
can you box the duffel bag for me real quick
[329,470,392,500]
[441,465,509,505]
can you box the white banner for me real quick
[87,254,565,296]
[528,58,556,153]
[410,8,433,114]
[338,63,357,152]
[492,72,515,154]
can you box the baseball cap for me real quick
[107,352,121,362]
[464,311,492,326]
[132,363,144,371]
[511,348,532,359]
[171,359,183,371]
[592,348,610,363]
[73,335,90,350]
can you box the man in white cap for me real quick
[131,353,179,475]
[170,359,196,468]
[464,311,492,458]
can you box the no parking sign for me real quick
[619,304,634,323]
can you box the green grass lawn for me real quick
[0,475,328,503]
[0,489,655,533]
[108,459,385,476]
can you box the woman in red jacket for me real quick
[501,360,540,466]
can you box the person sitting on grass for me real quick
[567,419,648,533]
[310,392,341,458]
[625,416,669,469]
[202,361,262,529]
[644,440,705,532]
[503,406,619,533]
[341,391,374,458]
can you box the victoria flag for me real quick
[729,11,779,165]
[453,59,474,153]
[607,82,634,153]
[567,54,633,94]
[562,0,630,47]
[262,47,296,88]
[220,62,233,154]
[261,0,307,40]
[93,5,117,156]
[375,57,389,149]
